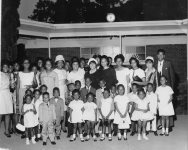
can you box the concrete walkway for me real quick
[0,115,187,150]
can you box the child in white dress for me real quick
[98,88,114,141]
[146,83,158,136]
[22,94,37,145]
[68,89,84,142]
[155,76,174,136]
[83,92,97,141]
[114,84,131,140]
[131,89,154,140]
[32,89,43,141]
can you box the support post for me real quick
[48,36,51,58]
[119,35,122,54]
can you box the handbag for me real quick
[118,119,129,129]
[16,115,25,132]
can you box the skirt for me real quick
[0,89,13,114]
[19,88,27,114]
[158,102,175,116]
[131,110,154,121]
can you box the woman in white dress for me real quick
[53,55,68,132]
[16,58,37,114]
[155,76,174,136]
[0,63,14,137]
[129,57,146,90]
[114,84,131,140]
[114,54,130,95]
[40,58,59,98]
[67,58,85,88]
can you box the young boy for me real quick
[39,85,48,101]
[65,83,75,137]
[80,77,96,103]
[50,87,64,140]
[39,92,56,146]
[146,83,158,136]
[128,83,138,136]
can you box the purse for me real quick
[16,115,25,132]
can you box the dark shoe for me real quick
[146,131,149,135]
[21,134,26,139]
[4,132,11,138]
[169,127,173,133]
[38,137,42,141]
[100,137,105,141]
[51,141,56,145]
[43,142,47,146]
[83,133,87,137]
[157,125,162,130]
[160,133,164,136]
[96,133,100,137]
[165,133,169,136]
[35,138,39,142]
[154,131,158,136]
[130,132,135,136]
[57,136,60,140]
[124,137,127,140]
[9,129,13,134]
[113,133,117,136]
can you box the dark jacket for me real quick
[80,86,96,103]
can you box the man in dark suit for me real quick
[155,49,175,130]
[80,76,96,103]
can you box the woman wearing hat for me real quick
[145,56,158,90]
[53,55,68,132]
[84,58,100,90]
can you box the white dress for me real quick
[23,103,36,128]
[116,68,130,95]
[113,95,131,128]
[68,100,84,123]
[129,68,145,88]
[99,97,114,120]
[155,86,174,116]
[131,97,154,121]
[67,68,85,88]
[32,98,43,126]
[0,72,13,114]
[83,102,97,122]
[53,68,67,110]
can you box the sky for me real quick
[18,0,57,20]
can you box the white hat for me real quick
[88,58,97,65]
[145,56,154,62]
[55,55,65,62]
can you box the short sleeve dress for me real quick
[0,72,13,115]
[116,68,130,94]
[23,103,36,128]
[155,85,174,116]
[131,97,154,121]
[99,97,114,120]
[68,100,84,123]
[83,102,97,122]
[113,95,131,127]
[32,98,43,126]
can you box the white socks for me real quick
[118,133,121,139]
[73,134,76,139]
[138,134,141,140]
[162,128,165,134]
[37,134,41,138]
[123,132,127,139]
[166,128,169,134]
[142,133,149,140]
[31,137,36,144]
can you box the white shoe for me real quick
[137,134,141,141]
[26,139,30,145]
[32,137,36,144]
[143,134,149,140]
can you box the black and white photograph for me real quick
[0,0,187,150]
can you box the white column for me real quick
[48,36,51,58]
[119,35,122,54]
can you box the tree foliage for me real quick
[1,0,20,61]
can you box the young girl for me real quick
[98,88,114,141]
[83,92,98,141]
[68,89,84,142]
[114,84,131,140]
[22,94,37,145]
[39,84,48,100]
[110,84,117,100]
[32,89,43,141]
[155,76,174,136]
[131,89,153,140]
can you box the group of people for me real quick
[0,49,176,146]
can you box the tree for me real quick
[1,0,20,61]
[28,0,55,23]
